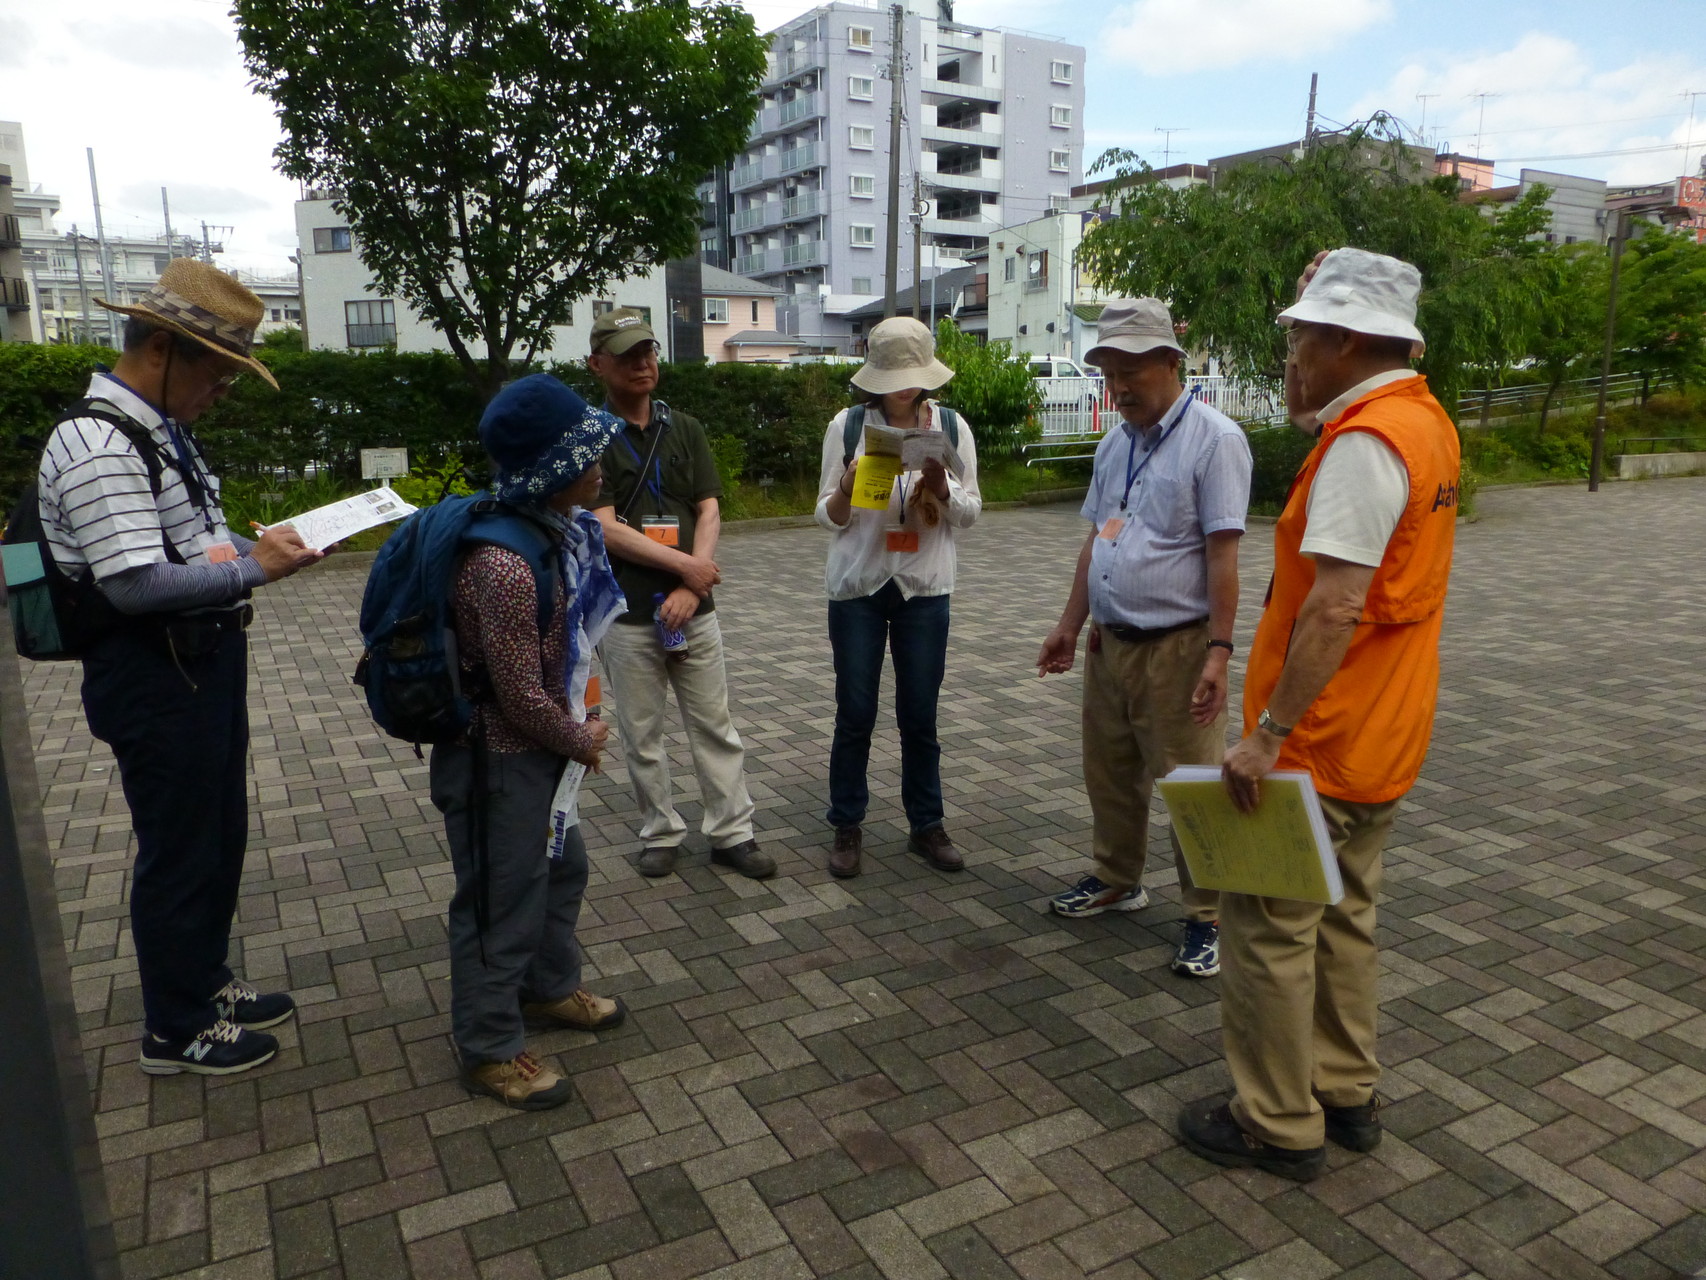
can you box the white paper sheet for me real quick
[265,486,417,551]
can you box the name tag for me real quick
[585,675,601,713]
[886,529,919,554]
[642,516,680,547]
[1097,517,1124,542]
[205,541,238,564]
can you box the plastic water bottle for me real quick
[653,592,690,664]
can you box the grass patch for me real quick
[1464,388,1706,486]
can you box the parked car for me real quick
[1027,355,1091,382]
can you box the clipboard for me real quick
[1157,766,1343,905]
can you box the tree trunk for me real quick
[1538,376,1560,437]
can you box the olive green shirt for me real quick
[595,401,723,625]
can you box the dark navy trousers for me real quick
[82,625,250,1042]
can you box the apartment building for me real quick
[0,165,30,342]
[709,0,1085,353]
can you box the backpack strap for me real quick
[56,398,188,567]
[464,502,560,635]
[841,403,866,465]
[936,405,960,451]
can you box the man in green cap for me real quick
[587,308,774,880]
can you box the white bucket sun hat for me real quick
[851,317,955,395]
[1277,247,1426,357]
[1084,298,1185,366]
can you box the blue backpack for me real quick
[354,494,558,747]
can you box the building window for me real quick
[1051,105,1072,129]
[704,297,730,323]
[1050,60,1073,83]
[1049,149,1070,172]
[1048,193,1071,212]
[852,277,872,295]
[344,299,395,347]
[848,76,874,100]
[751,299,761,323]
[849,125,875,150]
[592,299,616,316]
[1003,256,1016,282]
[850,173,875,198]
[848,25,872,50]
[313,226,353,253]
[850,224,876,247]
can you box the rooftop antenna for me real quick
[1155,127,1187,170]
[1683,90,1706,179]
[1415,93,1439,147]
[1468,92,1499,160]
[1304,72,1319,153]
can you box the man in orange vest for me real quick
[1177,247,1460,1181]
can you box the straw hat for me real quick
[851,317,954,395]
[1277,247,1426,357]
[480,374,623,505]
[96,258,279,389]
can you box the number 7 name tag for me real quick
[642,515,680,546]
[1097,517,1124,542]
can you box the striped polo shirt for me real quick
[39,372,236,581]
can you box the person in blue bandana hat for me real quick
[432,374,630,1110]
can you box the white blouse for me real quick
[813,400,982,602]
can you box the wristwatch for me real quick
[1257,708,1293,738]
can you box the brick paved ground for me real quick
[23,477,1706,1280]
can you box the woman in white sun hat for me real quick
[814,316,981,880]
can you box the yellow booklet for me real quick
[850,453,904,510]
[1157,766,1343,905]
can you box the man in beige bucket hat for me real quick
[1037,297,1251,977]
[32,257,322,1076]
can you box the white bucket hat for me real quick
[851,317,955,394]
[1277,247,1426,357]
[1084,298,1186,365]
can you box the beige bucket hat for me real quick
[851,317,954,395]
[1277,247,1426,357]
[1084,298,1185,366]
[96,257,278,389]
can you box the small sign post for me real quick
[360,448,409,482]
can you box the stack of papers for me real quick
[849,422,965,512]
[261,485,417,551]
[1156,766,1343,905]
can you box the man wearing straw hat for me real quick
[1036,298,1251,979]
[35,258,322,1076]
[1178,248,1459,1181]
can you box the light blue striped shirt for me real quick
[1082,391,1252,629]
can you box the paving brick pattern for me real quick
[24,477,1706,1280]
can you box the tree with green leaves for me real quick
[1530,243,1608,433]
[1076,119,1560,413]
[934,320,1040,460]
[235,0,767,396]
[1617,231,1706,392]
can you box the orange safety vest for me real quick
[1243,375,1460,804]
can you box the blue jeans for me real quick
[826,581,951,833]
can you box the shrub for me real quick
[933,320,1041,461]
[1244,423,1315,510]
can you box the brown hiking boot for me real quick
[460,1050,573,1110]
[907,824,964,872]
[829,825,863,878]
[523,989,627,1032]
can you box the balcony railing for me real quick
[780,142,820,175]
[0,214,20,250]
[780,93,823,126]
[765,41,826,84]
[735,249,777,275]
[732,204,773,233]
[0,276,29,310]
[782,192,824,221]
[731,158,768,190]
[782,239,826,267]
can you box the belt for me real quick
[1102,616,1208,645]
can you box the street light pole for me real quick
[1588,208,1627,493]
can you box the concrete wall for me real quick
[1520,169,1608,245]
[1617,451,1706,480]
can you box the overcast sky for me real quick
[2,0,1702,275]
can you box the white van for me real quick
[1027,355,1090,381]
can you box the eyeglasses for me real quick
[1284,328,1305,352]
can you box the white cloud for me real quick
[1099,0,1392,76]
[1350,33,1706,185]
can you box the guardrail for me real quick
[1456,372,1645,425]
[1029,374,1284,442]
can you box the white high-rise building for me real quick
[705,0,1086,353]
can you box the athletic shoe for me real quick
[460,1050,574,1110]
[213,978,297,1029]
[139,1020,278,1076]
[1171,919,1221,978]
[1050,875,1148,918]
[523,989,627,1032]
[1177,1098,1325,1182]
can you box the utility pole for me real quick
[1155,127,1186,171]
[911,171,925,319]
[69,227,93,345]
[1303,73,1318,153]
[86,149,118,346]
[882,2,905,318]
[1682,90,1706,180]
[201,221,213,263]
[27,258,47,343]
[161,187,175,261]
[1588,208,1628,493]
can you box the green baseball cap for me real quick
[589,307,658,356]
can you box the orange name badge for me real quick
[642,516,680,547]
[886,529,920,554]
[205,541,238,563]
[584,675,601,710]
[1097,517,1124,542]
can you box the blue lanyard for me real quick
[100,371,216,534]
[1121,391,1193,512]
[618,430,663,504]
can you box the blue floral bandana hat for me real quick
[479,373,623,504]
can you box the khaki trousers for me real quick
[1081,622,1222,922]
[1221,794,1399,1150]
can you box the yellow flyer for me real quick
[1157,766,1343,904]
[850,452,903,510]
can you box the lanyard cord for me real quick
[618,432,663,508]
[1120,391,1194,512]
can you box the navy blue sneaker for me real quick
[139,1020,278,1076]
[1051,875,1148,918]
[1171,919,1220,978]
[214,978,296,1029]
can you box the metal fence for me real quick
[1456,372,1646,426]
[1031,374,1284,439]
